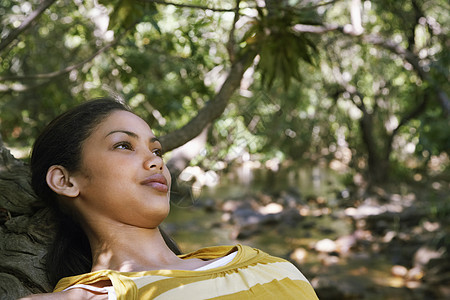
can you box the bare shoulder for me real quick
[19,288,108,300]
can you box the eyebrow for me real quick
[105,130,161,144]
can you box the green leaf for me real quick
[108,0,158,31]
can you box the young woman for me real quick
[22,98,318,299]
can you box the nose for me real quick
[143,152,164,171]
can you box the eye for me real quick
[153,148,163,158]
[114,141,134,150]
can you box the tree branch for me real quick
[142,0,236,12]
[226,0,241,63]
[361,33,450,116]
[294,23,450,116]
[408,0,423,52]
[393,92,429,136]
[0,0,57,53]
[159,51,256,151]
[293,23,342,34]
[326,49,367,113]
[0,33,123,82]
[0,79,52,93]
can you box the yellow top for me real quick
[54,244,319,299]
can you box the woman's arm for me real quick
[19,288,108,300]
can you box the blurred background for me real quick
[0,0,449,299]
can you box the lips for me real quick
[140,173,168,193]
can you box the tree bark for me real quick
[0,145,54,299]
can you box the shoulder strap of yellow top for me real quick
[178,244,238,260]
[54,269,138,300]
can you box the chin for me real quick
[147,208,170,227]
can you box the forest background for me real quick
[0,0,449,299]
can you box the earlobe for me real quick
[46,165,80,198]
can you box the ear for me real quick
[46,165,80,198]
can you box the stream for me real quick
[164,163,448,299]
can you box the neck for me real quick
[86,222,181,272]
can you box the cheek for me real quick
[164,167,172,188]
[78,155,121,186]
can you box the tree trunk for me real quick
[359,112,390,184]
[0,144,54,299]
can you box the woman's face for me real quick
[71,110,171,229]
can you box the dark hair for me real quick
[30,98,180,287]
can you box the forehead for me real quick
[92,110,154,137]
